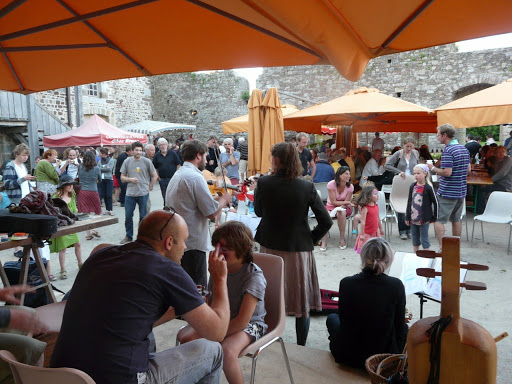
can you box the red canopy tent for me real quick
[43,114,147,147]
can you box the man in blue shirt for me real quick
[313,152,335,182]
[51,210,230,384]
[427,124,470,250]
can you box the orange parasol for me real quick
[1,1,512,92]
[436,78,512,128]
[284,87,437,134]
[247,89,264,174]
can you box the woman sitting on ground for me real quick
[326,238,408,368]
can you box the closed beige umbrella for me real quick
[222,104,298,134]
[248,89,264,175]
[260,88,285,174]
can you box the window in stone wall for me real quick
[87,83,99,97]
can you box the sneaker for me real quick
[14,250,23,259]
[120,237,132,244]
[352,229,358,235]
[400,234,408,240]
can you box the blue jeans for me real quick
[410,223,430,249]
[124,194,149,239]
[98,179,113,211]
[146,339,223,384]
[159,178,171,206]
[397,213,410,235]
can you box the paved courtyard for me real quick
[1,186,510,383]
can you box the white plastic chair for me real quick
[460,198,468,241]
[176,253,294,384]
[389,175,415,215]
[0,350,95,384]
[313,182,329,203]
[378,191,390,239]
[471,191,512,250]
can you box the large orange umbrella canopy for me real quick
[222,104,298,134]
[1,0,512,93]
[259,88,285,174]
[248,89,264,175]
[436,78,512,128]
[284,87,437,134]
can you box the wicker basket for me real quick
[365,353,406,384]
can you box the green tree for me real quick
[466,125,499,143]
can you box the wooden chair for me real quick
[177,252,294,384]
[0,350,95,384]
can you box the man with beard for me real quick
[165,140,231,286]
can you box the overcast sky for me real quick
[235,33,512,91]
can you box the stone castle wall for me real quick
[150,71,249,143]
[34,77,152,129]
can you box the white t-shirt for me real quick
[14,163,30,198]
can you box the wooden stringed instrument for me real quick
[407,236,498,383]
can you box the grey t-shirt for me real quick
[208,262,267,333]
[120,157,155,197]
[165,162,218,252]
[77,166,101,191]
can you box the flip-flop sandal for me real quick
[59,271,67,280]
[86,235,94,240]
[92,231,101,238]
[48,274,57,282]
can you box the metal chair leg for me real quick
[508,224,512,255]
[278,337,295,384]
[465,214,469,241]
[471,219,476,247]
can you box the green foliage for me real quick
[432,153,442,160]
[467,125,499,141]
[241,91,250,102]
[420,53,426,59]
[189,73,197,81]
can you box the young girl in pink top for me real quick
[354,186,384,254]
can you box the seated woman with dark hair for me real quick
[326,238,408,368]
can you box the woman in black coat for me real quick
[326,238,408,368]
[254,141,332,346]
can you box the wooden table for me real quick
[0,215,118,304]
[467,173,493,214]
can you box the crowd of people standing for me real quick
[1,124,512,384]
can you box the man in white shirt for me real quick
[362,149,385,179]
[371,132,385,151]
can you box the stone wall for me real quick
[34,77,152,129]
[34,88,77,127]
[258,44,512,149]
[150,71,250,143]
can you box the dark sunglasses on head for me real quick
[160,206,176,240]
